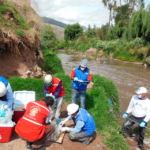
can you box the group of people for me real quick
[0,59,149,150]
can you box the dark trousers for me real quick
[20,124,55,148]
[121,115,146,146]
[68,131,93,144]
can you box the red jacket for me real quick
[15,101,50,141]
[46,77,65,97]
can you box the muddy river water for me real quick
[57,50,150,113]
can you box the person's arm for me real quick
[4,83,14,110]
[43,83,48,95]
[126,96,134,114]
[70,68,75,80]
[143,100,150,122]
[87,70,92,82]
[53,82,62,98]
[69,120,85,133]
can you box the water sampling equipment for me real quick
[109,109,150,130]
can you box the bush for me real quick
[42,49,64,74]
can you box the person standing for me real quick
[120,87,150,150]
[43,74,65,119]
[60,103,96,145]
[15,97,55,150]
[70,59,92,108]
[0,76,14,116]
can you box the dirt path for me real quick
[0,102,107,150]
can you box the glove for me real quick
[52,95,55,99]
[122,113,128,119]
[140,121,146,127]
[60,120,65,126]
[82,82,87,86]
[46,94,50,97]
[74,77,78,81]
[0,109,6,117]
[61,127,70,132]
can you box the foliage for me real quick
[40,24,58,50]
[42,49,64,74]
[145,56,150,65]
[0,2,31,32]
[64,23,83,41]
[57,41,69,49]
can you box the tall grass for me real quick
[42,49,64,74]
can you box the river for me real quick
[57,50,150,113]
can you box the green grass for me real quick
[42,49,64,74]
[0,4,12,13]
[15,29,25,35]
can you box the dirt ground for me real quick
[0,102,107,150]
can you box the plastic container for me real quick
[13,91,35,123]
[0,121,15,143]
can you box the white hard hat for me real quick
[0,82,6,97]
[135,87,147,94]
[44,75,52,84]
[67,104,79,115]
[80,59,88,67]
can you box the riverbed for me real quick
[57,50,150,113]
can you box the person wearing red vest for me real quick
[43,74,65,119]
[15,97,54,150]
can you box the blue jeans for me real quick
[72,89,86,108]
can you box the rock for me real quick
[34,71,43,78]
[98,50,104,55]
[25,70,31,77]
[85,48,97,54]
[143,63,148,68]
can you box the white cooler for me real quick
[13,91,35,123]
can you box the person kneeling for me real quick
[15,97,55,150]
[60,103,96,145]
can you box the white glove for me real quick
[61,127,70,132]
[60,120,66,126]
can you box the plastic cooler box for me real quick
[0,122,14,143]
[13,91,35,123]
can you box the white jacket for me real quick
[126,95,150,122]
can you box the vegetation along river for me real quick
[57,50,150,113]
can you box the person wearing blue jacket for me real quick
[60,104,96,145]
[70,59,92,108]
[0,76,14,116]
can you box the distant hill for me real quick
[40,17,87,31]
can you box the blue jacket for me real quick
[0,76,13,109]
[75,108,96,135]
[72,66,90,90]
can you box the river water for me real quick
[57,50,150,113]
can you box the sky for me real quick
[31,0,150,28]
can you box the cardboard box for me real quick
[13,91,35,123]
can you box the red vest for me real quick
[15,101,50,141]
[46,77,65,97]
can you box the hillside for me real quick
[50,24,64,40]
[0,0,42,78]
[41,17,87,31]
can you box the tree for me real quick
[64,23,83,41]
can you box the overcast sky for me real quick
[31,0,150,28]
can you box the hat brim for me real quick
[135,90,142,94]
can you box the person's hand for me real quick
[74,77,78,81]
[60,120,65,126]
[61,127,70,132]
[46,94,50,97]
[52,95,55,99]
[140,121,146,127]
[0,109,6,117]
[122,113,128,119]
